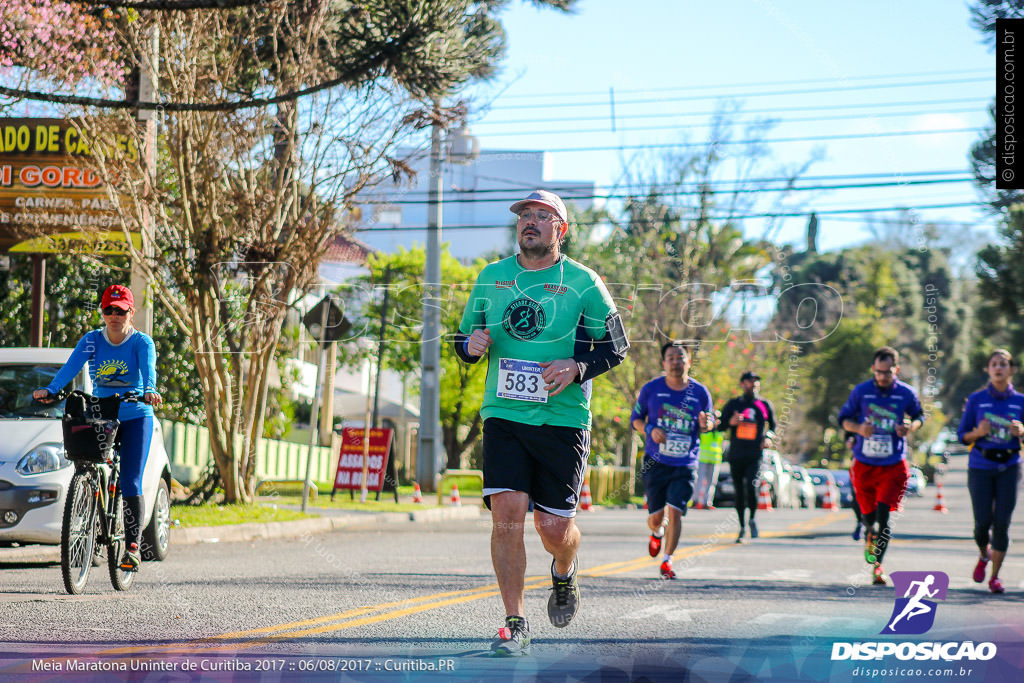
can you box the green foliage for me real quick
[0,254,116,348]
[334,246,488,467]
[977,213,1024,350]
[769,228,979,457]
[0,253,204,421]
[968,2,1024,211]
[170,503,314,527]
[262,324,302,439]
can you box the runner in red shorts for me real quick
[839,346,924,585]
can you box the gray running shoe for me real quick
[547,559,580,628]
[491,616,531,656]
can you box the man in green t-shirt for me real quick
[455,190,629,656]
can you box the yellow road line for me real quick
[102,511,846,656]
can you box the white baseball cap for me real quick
[509,190,568,224]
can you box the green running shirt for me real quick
[458,254,618,429]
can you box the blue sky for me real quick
[463,0,996,253]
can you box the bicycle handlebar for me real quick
[34,389,151,405]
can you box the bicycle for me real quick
[42,389,145,595]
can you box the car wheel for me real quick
[142,478,170,561]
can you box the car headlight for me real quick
[16,443,71,475]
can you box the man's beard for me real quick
[519,236,557,260]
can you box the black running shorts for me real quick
[642,457,696,514]
[482,417,590,518]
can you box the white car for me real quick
[0,348,171,561]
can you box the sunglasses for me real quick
[102,307,129,316]
[517,209,556,222]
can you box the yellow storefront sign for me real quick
[9,230,141,255]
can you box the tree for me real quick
[769,224,979,457]
[575,113,809,449]
[1,0,575,502]
[976,211,1024,350]
[968,1,1024,212]
[335,246,487,470]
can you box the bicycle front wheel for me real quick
[61,470,97,595]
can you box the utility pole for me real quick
[302,300,330,513]
[417,97,444,491]
[29,255,45,346]
[371,265,392,428]
[129,26,159,335]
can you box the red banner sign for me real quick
[333,427,394,492]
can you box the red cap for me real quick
[101,285,134,310]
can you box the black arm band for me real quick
[574,312,629,383]
[453,332,481,364]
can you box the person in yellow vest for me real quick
[694,412,724,509]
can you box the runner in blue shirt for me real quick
[957,349,1024,595]
[839,346,923,586]
[631,342,713,579]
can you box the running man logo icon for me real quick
[881,571,949,635]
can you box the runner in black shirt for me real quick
[718,371,776,542]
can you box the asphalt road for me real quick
[0,457,1021,682]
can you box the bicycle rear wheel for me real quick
[107,495,136,591]
[61,471,97,595]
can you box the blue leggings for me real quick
[967,465,1020,553]
[117,416,153,498]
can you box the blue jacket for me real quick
[43,329,158,421]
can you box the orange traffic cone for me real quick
[757,479,774,511]
[412,482,423,504]
[579,482,593,511]
[932,481,949,513]
[822,482,839,510]
[450,483,462,507]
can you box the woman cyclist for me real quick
[33,284,161,572]
[957,349,1023,594]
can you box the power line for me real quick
[0,69,365,111]
[478,107,985,138]
[353,202,986,232]
[473,97,990,127]
[359,177,974,206]
[489,69,991,100]
[526,127,983,154]
[486,77,991,111]
[360,169,972,198]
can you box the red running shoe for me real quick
[973,558,989,584]
[872,563,887,586]
[660,561,676,580]
[648,533,662,557]
[989,577,1005,594]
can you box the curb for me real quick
[0,507,483,560]
[171,505,482,545]
[0,546,59,563]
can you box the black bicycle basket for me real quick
[61,391,121,463]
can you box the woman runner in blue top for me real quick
[33,284,162,573]
[957,349,1024,594]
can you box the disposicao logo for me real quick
[882,570,948,635]
[831,570,997,662]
